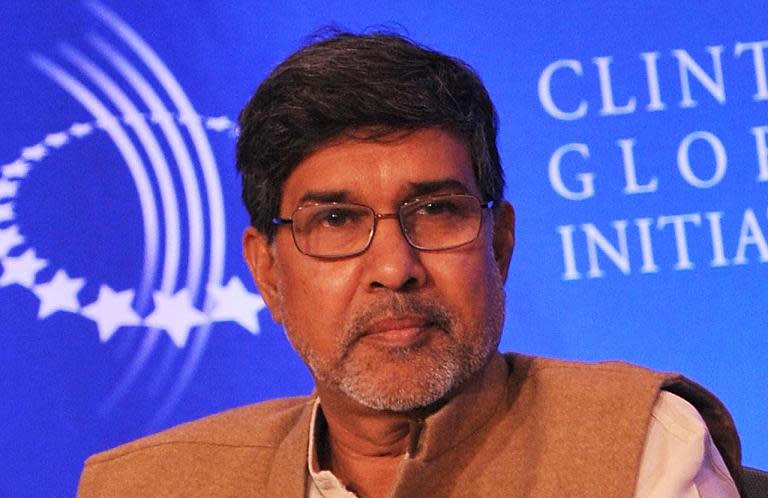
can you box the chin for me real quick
[336,343,490,412]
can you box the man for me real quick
[78,32,742,497]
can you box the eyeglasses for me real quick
[272,193,494,259]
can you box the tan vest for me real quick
[77,353,742,497]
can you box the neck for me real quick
[316,387,431,460]
[314,388,436,498]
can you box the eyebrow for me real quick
[405,178,472,198]
[298,190,352,205]
[296,178,473,206]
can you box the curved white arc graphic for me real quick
[88,34,206,299]
[86,0,214,301]
[87,28,210,410]
[88,34,211,405]
[30,54,159,309]
[88,0,228,421]
[59,44,182,299]
[85,7,215,412]
[87,35,206,279]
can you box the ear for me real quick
[491,201,515,282]
[242,226,283,324]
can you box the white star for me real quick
[205,116,233,131]
[82,285,142,342]
[69,122,93,138]
[0,248,46,288]
[2,160,31,179]
[0,225,24,257]
[207,276,266,334]
[0,178,19,200]
[21,144,47,162]
[32,269,85,319]
[44,132,70,148]
[0,203,14,223]
[145,289,208,347]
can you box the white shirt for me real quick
[307,392,739,497]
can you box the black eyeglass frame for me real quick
[271,193,496,259]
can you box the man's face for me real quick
[244,128,514,411]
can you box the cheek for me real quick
[275,258,363,342]
[283,261,361,308]
[431,249,499,319]
[275,234,361,307]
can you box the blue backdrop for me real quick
[1,1,765,496]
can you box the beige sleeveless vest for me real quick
[78,353,742,497]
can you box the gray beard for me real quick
[288,268,506,412]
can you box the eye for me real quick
[416,198,461,216]
[323,209,352,226]
[312,207,365,228]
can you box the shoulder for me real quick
[635,391,740,497]
[78,395,315,498]
[501,353,673,437]
[650,390,708,439]
[505,352,671,392]
[501,352,742,492]
[86,395,314,466]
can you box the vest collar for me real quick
[411,352,510,462]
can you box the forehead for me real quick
[280,128,479,209]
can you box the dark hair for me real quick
[236,30,504,240]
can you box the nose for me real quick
[363,215,427,292]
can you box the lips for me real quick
[359,315,438,347]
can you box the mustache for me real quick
[342,296,455,349]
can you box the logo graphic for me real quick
[0,1,265,425]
